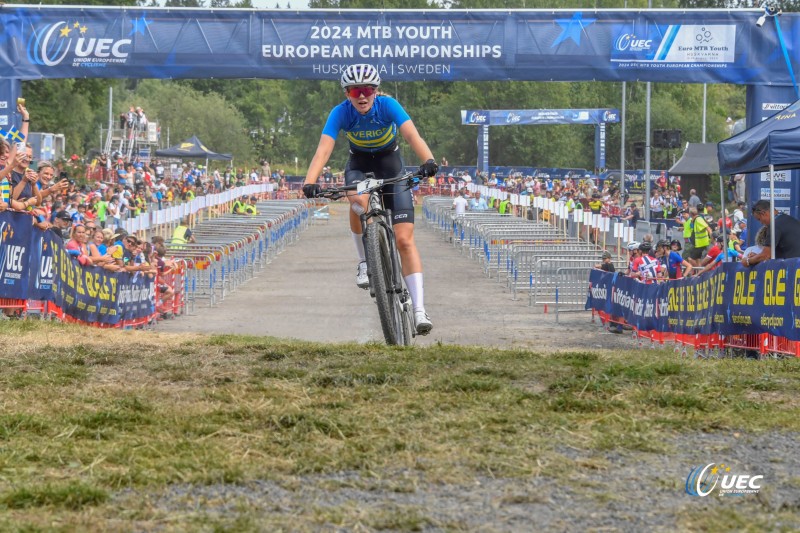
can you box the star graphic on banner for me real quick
[80,26,88,35]
[551,12,596,48]
[130,15,152,36]
[60,25,72,38]
[73,21,80,29]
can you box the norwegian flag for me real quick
[640,255,660,280]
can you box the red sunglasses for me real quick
[346,86,377,98]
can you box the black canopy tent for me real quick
[155,135,232,161]
[717,98,800,259]
[668,143,719,204]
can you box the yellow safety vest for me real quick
[245,205,257,215]
[172,225,189,245]
[682,219,692,239]
[232,200,243,214]
[499,200,510,214]
[690,217,710,248]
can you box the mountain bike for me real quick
[315,171,420,345]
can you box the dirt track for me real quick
[157,202,630,351]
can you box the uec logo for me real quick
[685,463,764,497]
[468,112,488,124]
[28,21,131,67]
[615,33,653,52]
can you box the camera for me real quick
[757,3,781,26]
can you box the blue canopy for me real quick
[717,99,800,175]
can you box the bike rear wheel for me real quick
[365,220,404,345]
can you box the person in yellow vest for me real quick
[678,210,694,261]
[232,196,245,214]
[185,188,196,202]
[171,217,195,245]
[564,191,576,213]
[686,207,711,267]
[244,196,258,215]
[498,194,511,215]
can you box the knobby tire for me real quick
[365,221,402,345]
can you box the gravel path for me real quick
[117,432,800,531]
[157,202,630,352]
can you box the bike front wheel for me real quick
[365,221,405,345]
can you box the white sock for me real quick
[405,272,424,311]
[352,231,366,263]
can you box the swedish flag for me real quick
[0,126,25,143]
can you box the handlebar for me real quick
[313,171,422,200]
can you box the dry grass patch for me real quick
[0,321,798,529]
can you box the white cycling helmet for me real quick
[626,241,641,251]
[340,64,381,88]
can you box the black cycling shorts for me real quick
[345,145,414,225]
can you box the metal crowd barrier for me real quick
[164,200,313,308]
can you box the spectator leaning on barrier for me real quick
[6,146,40,210]
[65,225,94,267]
[743,200,800,267]
[50,210,73,241]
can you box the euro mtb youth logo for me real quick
[27,20,132,68]
[685,463,764,497]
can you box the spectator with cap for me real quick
[244,196,259,215]
[595,250,615,273]
[50,210,73,241]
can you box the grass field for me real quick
[1,320,799,531]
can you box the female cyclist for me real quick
[302,64,438,335]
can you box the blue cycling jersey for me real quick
[321,96,411,153]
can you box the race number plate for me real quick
[357,177,381,194]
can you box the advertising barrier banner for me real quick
[0,211,155,324]
[587,261,800,340]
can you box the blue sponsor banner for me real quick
[0,8,795,84]
[461,109,620,126]
[27,229,55,301]
[587,260,800,340]
[0,211,154,324]
[0,211,33,299]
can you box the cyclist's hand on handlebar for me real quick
[419,159,438,177]
[302,183,321,198]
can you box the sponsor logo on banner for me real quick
[505,112,521,123]
[762,102,791,111]
[463,111,488,124]
[27,20,132,68]
[614,33,653,52]
[759,187,791,200]
[759,170,791,182]
[0,217,30,295]
[0,101,6,109]
[602,110,618,122]
[686,463,764,497]
[0,116,7,126]
[662,25,735,63]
